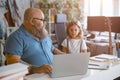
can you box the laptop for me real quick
[51,52,90,78]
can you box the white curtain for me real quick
[84,0,120,16]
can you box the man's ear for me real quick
[30,18,34,25]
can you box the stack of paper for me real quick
[90,54,117,62]
[88,54,117,70]
[88,61,111,70]
[0,63,28,80]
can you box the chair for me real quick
[54,13,67,50]
[0,27,19,66]
[87,16,118,56]
[6,27,19,37]
[54,23,67,50]
[0,39,5,66]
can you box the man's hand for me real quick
[29,64,52,74]
[37,64,52,73]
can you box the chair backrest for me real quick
[54,23,67,50]
[0,39,5,66]
[6,27,18,37]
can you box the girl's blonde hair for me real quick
[66,21,83,38]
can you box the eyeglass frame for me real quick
[33,18,46,22]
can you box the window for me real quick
[84,0,120,16]
[119,0,120,15]
[89,0,101,16]
[102,0,113,16]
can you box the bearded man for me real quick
[4,8,65,74]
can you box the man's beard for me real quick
[31,27,48,39]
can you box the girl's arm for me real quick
[81,49,87,53]
[52,47,66,54]
[62,46,68,53]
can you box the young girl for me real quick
[61,21,87,54]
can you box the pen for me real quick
[89,59,103,62]
[88,63,100,66]
[95,57,109,60]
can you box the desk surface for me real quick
[25,61,120,80]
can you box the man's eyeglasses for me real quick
[33,18,46,22]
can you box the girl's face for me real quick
[68,25,80,38]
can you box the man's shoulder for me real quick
[7,27,25,41]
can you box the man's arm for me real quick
[5,53,52,74]
[5,53,21,64]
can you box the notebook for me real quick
[51,52,90,78]
[0,63,28,79]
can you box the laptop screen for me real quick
[51,52,90,78]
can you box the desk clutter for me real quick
[88,62,111,70]
[0,63,28,80]
[86,31,117,56]
[25,54,120,80]
[89,54,120,70]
